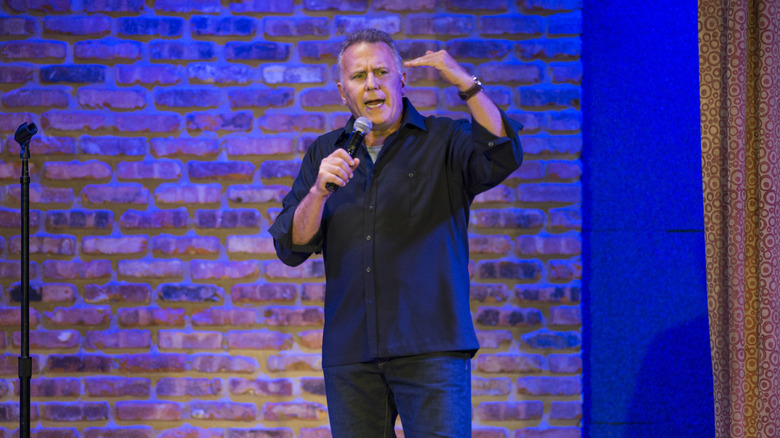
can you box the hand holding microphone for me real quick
[325,117,372,193]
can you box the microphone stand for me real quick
[14,122,37,438]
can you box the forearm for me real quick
[291,186,328,245]
[465,91,507,137]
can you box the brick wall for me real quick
[0,0,582,437]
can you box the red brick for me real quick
[262,401,326,421]
[406,15,473,35]
[550,305,581,326]
[43,260,111,280]
[264,306,324,327]
[225,42,290,61]
[232,283,297,302]
[0,354,40,377]
[476,307,543,327]
[300,377,325,396]
[259,159,302,179]
[119,353,187,373]
[476,330,513,349]
[15,377,80,398]
[41,402,109,422]
[191,15,257,36]
[549,207,581,231]
[229,377,293,397]
[228,88,294,109]
[548,11,581,35]
[45,209,112,232]
[151,235,220,256]
[521,328,581,349]
[475,353,544,373]
[80,136,147,156]
[515,427,581,438]
[374,0,434,10]
[476,401,543,421]
[6,136,77,155]
[267,354,321,372]
[74,40,143,60]
[264,17,327,37]
[9,234,76,255]
[84,0,143,12]
[85,329,152,349]
[300,89,341,108]
[298,329,323,349]
[190,401,256,421]
[189,162,255,182]
[84,282,151,304]
[514,285,581,303]
[81,184,151,205]
[43,160,110,181]
[262,65,326,85]
[2,88,68,108]
[299,428,332,438]
[157,377,222,397]
[192,354,257,374]
[224,136,296,156]
[334,16,400,35]
[117,160,182,181]
[38,283,77,303]
[0,66,33,83]
[192,307,256,327]
[517,376,581,396]
[159,330,223,350]
[472,377,512,397]
[548,259,582,281]
[516,235,580,257]
[225,234,276,256]
[44,306,111,326]
[120,208,188,230]
[116,65,181,85]
[84,377,151,397]
[446,40,511,60]
[478,15,544,35]
[473,428,509,438]
[155,183,222,205]
[188,63,252,85]
[82,236,148,255]
[546,160,581,181]
[519,0,582,12]
[476,260,542,281]
[470,284,510,303]
[473,185,516,204]
[116,401,183,421]
[256,114,325,134]
[549,111,581,133]
[302,0,365,11]
[155,88,220,108]
[0,261,39,281]
[117,17,184,37]
[117,307,186,327]
[550,61,583,84]
[84,427,155,438]
[158,427,221,438]
[0,111,35,132]
[40,111,107,131]
[44,16,111,36]
[118,259,183,279]
[227,329,293,350]
[158,284,224,303]
[78,88,146,109]
[0,16,35,35]
[194,209,261,229]
[301,284,325,303]
[0,307,40,327]
[298,41,341,61]
[516,38,580,61]
[2,41,66,60]
[264,259,324,279]
[114,113,181,133]
[45,354,112,373]
[550,400,581,420]
[470,208,544,229]
[186,111,253,132]
[192,261,259,281]
[150,41,216,60]
[548,354,581,373]
[468,235,512,255]
[151,137,219,158]
[0,209,39,229]
[14,329,79,349]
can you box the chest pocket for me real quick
[379,169,432,217]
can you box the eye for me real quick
[352,72,365,80]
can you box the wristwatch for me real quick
[458,76,483,101]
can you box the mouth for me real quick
[364,99,385,109]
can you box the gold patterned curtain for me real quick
[698,0,780,436]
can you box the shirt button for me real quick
[366,235,371,241]
[368,299,374,304]
[488,141,494,147]
[368,205,374,211]
[408,172,414,178]
[366,267,371,273]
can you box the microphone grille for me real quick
[354,117,372,134]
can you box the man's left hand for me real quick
[403,50,475,93]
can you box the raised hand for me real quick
[403,50,475,92]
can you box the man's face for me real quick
[338,42,406,135]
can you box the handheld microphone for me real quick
[325,116,372,193]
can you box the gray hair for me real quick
[336,28,403,81]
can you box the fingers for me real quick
[314,149,361,194]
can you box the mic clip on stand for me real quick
[15,122,37,438]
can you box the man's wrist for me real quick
[458,76,483,101]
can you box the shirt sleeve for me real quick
[267,140,325,267]
[455,108,524,198]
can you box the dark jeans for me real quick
[322,351,472,438]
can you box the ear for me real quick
[401,72,407,96]
[337,82,347,104]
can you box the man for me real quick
[269,29,523,437]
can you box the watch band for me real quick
[458,76,483,101]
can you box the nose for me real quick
[365,72,378,90]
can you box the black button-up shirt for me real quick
[269,99,523,367]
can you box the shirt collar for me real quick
[340,98,427,142]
